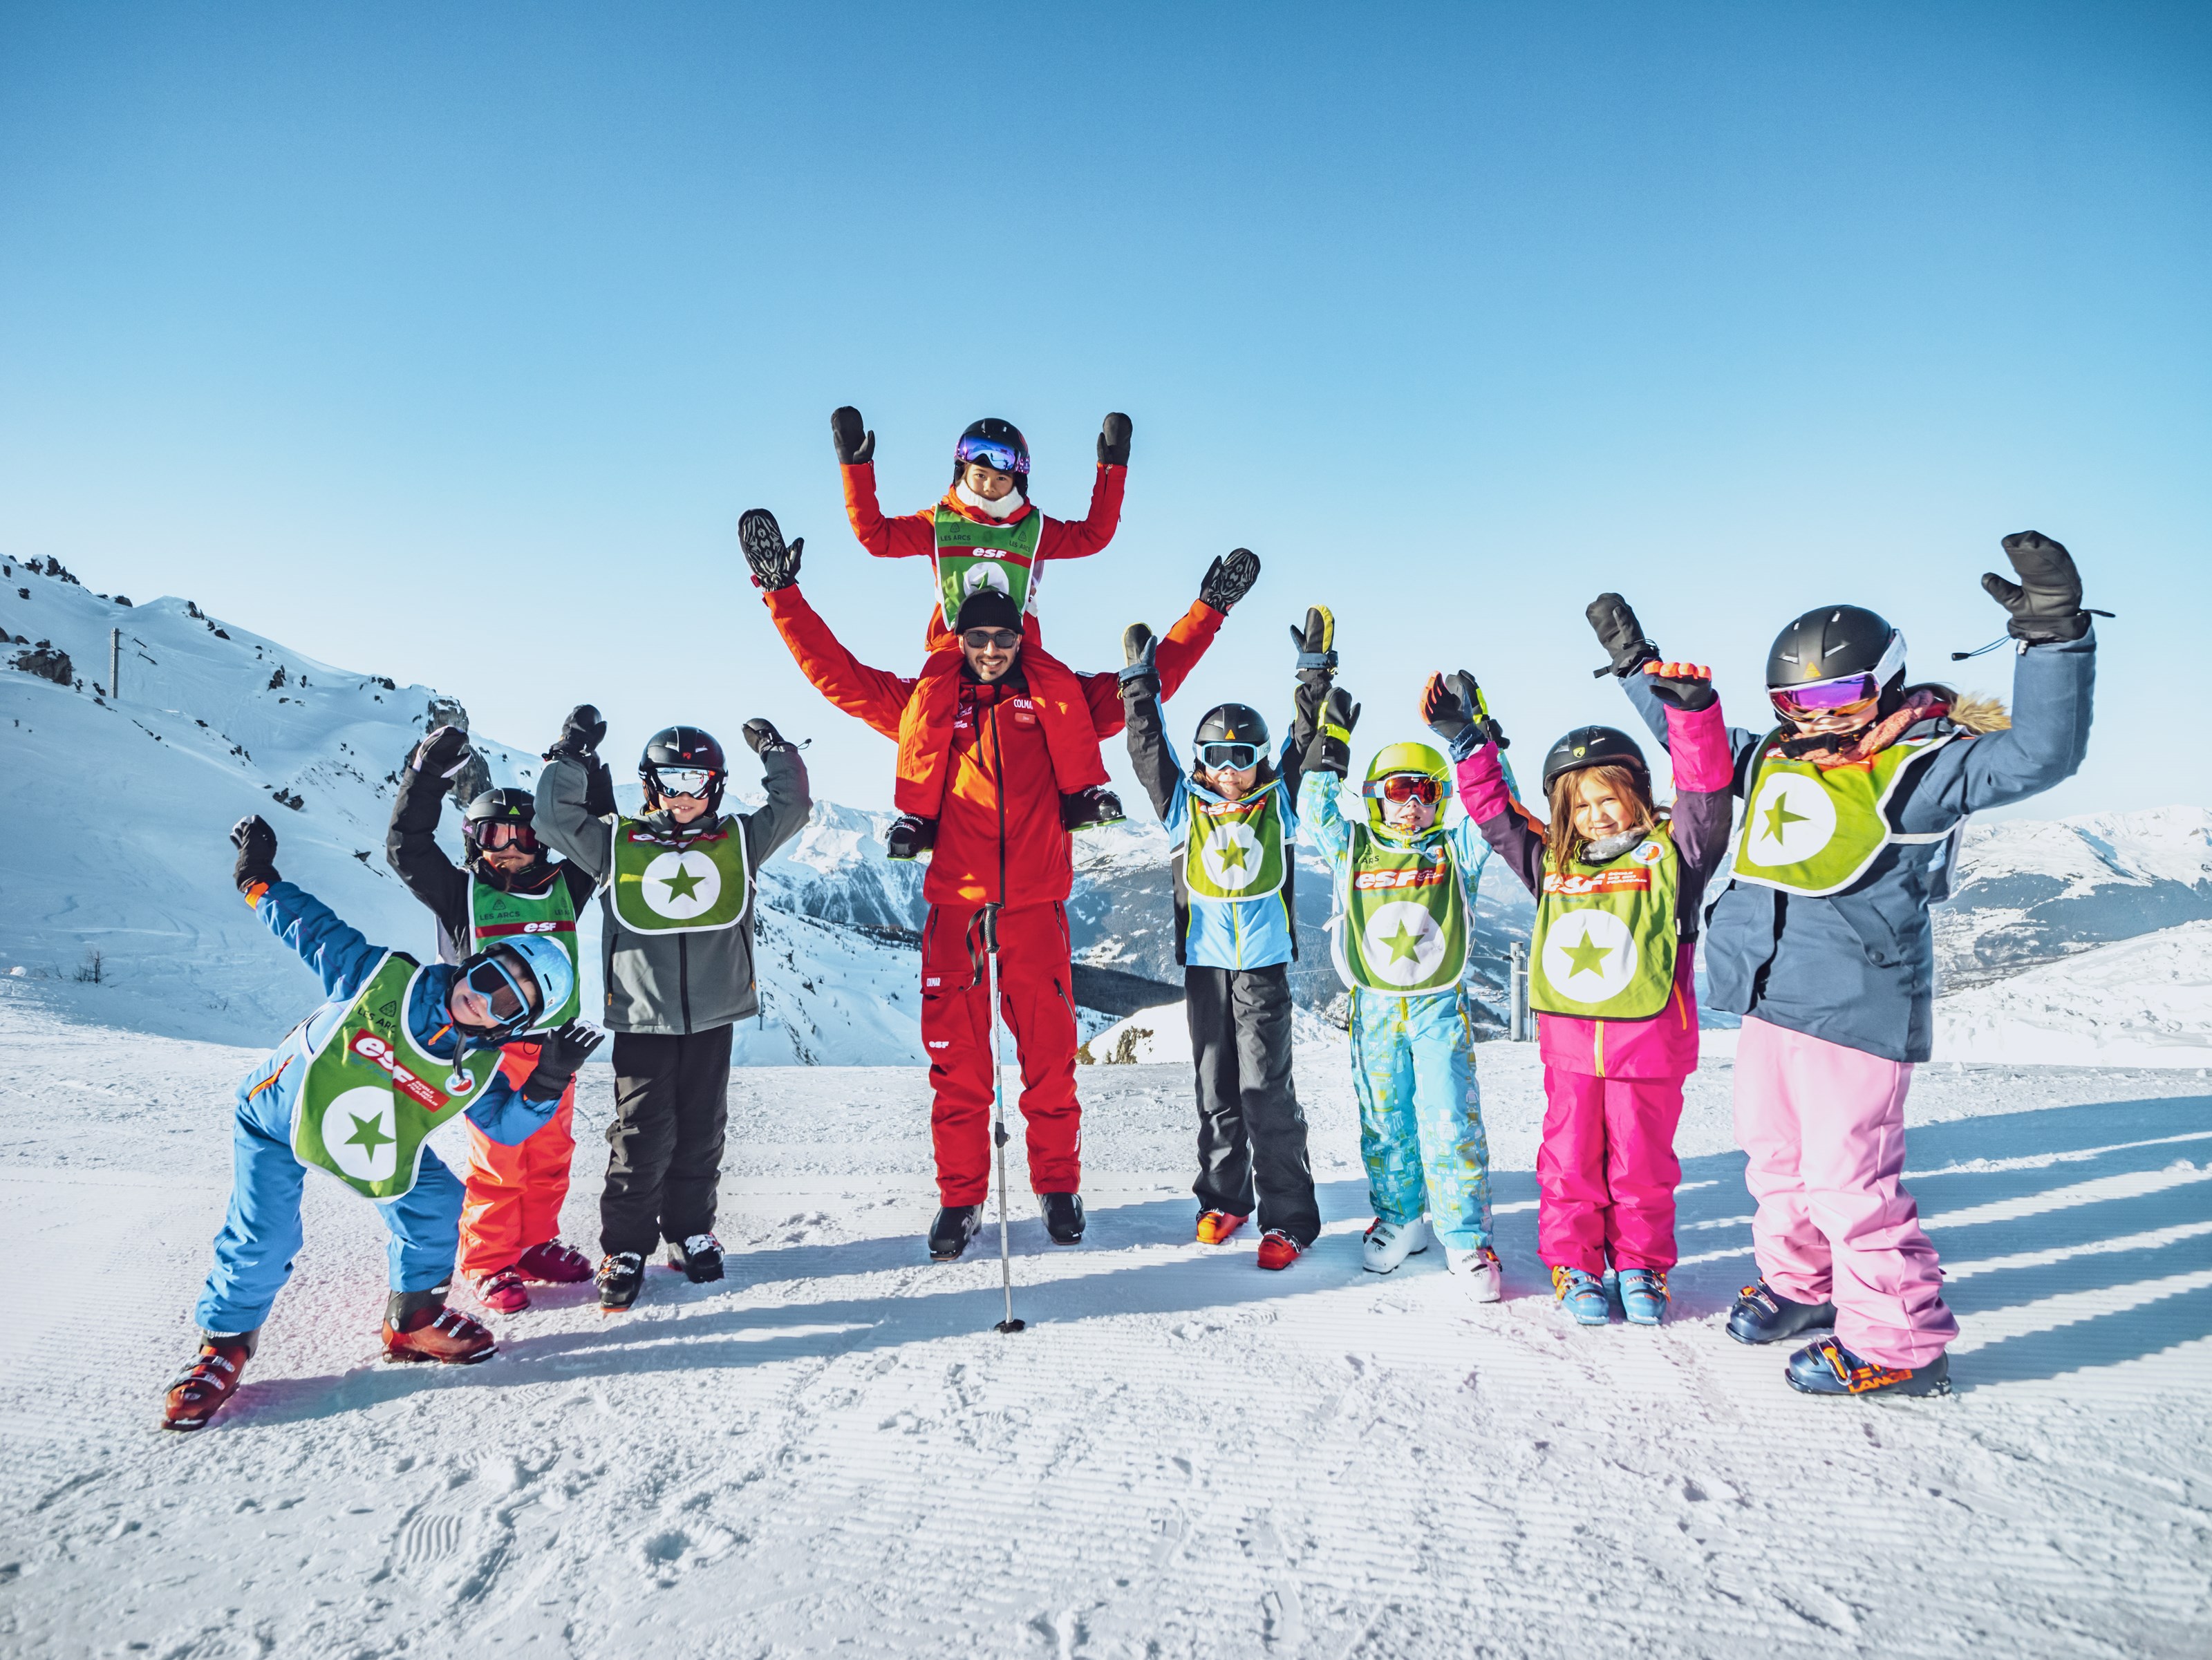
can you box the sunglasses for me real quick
[962,629,1022,652]
[1197,742,1262,771]
[654,766,718,800]
[1362,773,1441,804]
[470,820,538,852]
[954,437,1028,476]
[465,950,539,1030]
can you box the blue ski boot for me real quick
[1785,1337,1951,1399]
[1618,1267,1669,1326]
[1726,1278,1835,1346]
[1551,1266,1611,1327]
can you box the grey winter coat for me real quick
[534,747,810,1035]
[1624,629,2095,1062]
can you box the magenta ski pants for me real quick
[1734,1015,1957,1368]
[1537,1068,1685,1274]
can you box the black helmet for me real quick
[1541,725,1649,792]
[953,417,1031,491]
[1192,704,1271,771]
[640,726,727,813]
[1766,605,1904,692]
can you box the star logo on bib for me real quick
[1361,900,1450,988]
[1743,772,1839,868]
[1540,910,1640,1005]
[321,1085,400,1184]
[1200,822,1264,891]
[640,849,722,919]
[961,563,1012,598]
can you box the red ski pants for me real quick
[458,1079,576,1276]
[921,900,1082,1206]
[1537,1067,1685,1274]
[896,630,1109,818]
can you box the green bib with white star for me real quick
[1342,824,1468,995]
[468,874,581,1027]
[932,506,1044,624]
[292,952,502,1200]
[1183,784,1287,901]
[609,816,750,935]
[1730,728,1959,898]
[1530,824,1681,1019]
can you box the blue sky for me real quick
[3,3,2204,818]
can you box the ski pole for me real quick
[982,903,1024,1334]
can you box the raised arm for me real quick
[733,719,814,867]
[1117,624,1181,819]
[831,406,935,560]
[385,726,472,942]
[1293,683,1360,870]
[257,883,387,1001]
[1591,592,1760,793]
[742,509,919,742]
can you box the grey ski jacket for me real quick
[535,746,810,1035]
[1624,628,2095,1062]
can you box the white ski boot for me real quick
[1444,1244,1503,1302]
[1362,1215,1432,1274]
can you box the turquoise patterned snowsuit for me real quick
[1297,771,1496,1250]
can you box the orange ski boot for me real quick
[1255,1230,1304,1271]
[1196,1211,1248,1245]
[382,1290,497,1364]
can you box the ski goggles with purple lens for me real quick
[953,435,1029,476]
[1768,631,1906,721]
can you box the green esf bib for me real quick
[1340,824,1469,995]
[610,817,751,936]
[1183,785,1287,901]
[468,874,581,1028]
[932,506,1044,625]
[1731,728,1960,898]
[292,952,501,1200]
[1530,825,1680,1019]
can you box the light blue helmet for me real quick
[459,933,576,1041]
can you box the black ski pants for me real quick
[1185,964,1320,1246]
[601,1025,733,1258]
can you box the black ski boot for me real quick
[886,814,937,861]
[928,1205,982,1262]
[1042,1191,1086,1244]
[1060,787,1125,832]
[597,1251,644,1313]
[1727,1278,1837,1346]
[668,1233,724,1284]
[1786,1337,1952,1399]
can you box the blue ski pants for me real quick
[1349,988,1493,1250]
[193,1059,465,1337]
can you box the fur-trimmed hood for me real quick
[1949,692,2010,735]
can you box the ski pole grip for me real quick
[977,901,1002,955]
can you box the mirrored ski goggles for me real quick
[1362,773,1442,804]
[467,820,538,852]
[1197,742,1262,771]
[1769,630,1904,720]
[464,948,541,1029]
[953,436,1029,476]
[961,628,1022,652]
[653,766,719,799]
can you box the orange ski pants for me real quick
[458,1075,577,1276]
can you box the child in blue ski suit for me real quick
[1296,679,1510,1299]
[162,815,599,1432]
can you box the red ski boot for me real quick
[161,1333,256,1432]
[515,1240,593,1284]
[1196,1211,1248,1245]
[382,1291,497,1364]
[1255,1230,1304,1271]
[476,1267,531,1314]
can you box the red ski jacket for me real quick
[765,583,1221,908]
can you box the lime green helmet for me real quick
[1361,740,1452,832]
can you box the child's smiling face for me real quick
[1197,760,1259,801]
[1381,795,1438,833]
[961,462,1020,502]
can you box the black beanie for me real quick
[953,587,1023,635]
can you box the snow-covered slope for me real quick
[0,555,925,1063]
[1935,917,2212,1067]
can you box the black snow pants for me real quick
[1185,963,1320,1246]
[601,1025,733,1258]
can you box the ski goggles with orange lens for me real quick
[1362,773,1442,804]
[469,820,538,852]
[1769,631,1904,721]
[654,766,718,800]
[953,435,1029,475]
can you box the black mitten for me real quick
[1983,531,2097,643]
[739,508,805,592]
[831,406,875,466]
[230,814,279,894]
[1586,592,1660,680]
[1199,548,1262,612]
[1097,412,1133,467]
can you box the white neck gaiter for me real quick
[956,482,1027,520]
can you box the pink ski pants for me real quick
[1538,1068,1685,1274]
[1734,1015,1957,1368]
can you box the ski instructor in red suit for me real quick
[740,507,1262,1261]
